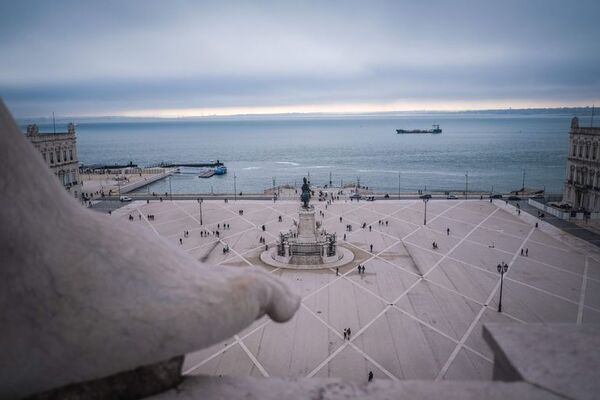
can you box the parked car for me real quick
[508,195,521,201]
[349,193,362,200]
[419,194,432,199]
[446,194,458,200]
[490,194,503,199]
[531,194,544,199]
[119,196,132,202]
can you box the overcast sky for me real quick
[1,0,599,117]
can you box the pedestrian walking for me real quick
[179,238,183,245]
[369,225,372,232]
[340,216,343,223]
[370,244,373,252]
[368,371,373,382]
[526,248,529,256]
[343,328,347,340]
[343,233,346,240]
[347,328,351,340]
[447,228,450,236]
[535,222,538,228]
[521,248,524,256]
[336,267,339,276]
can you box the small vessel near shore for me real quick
[214,165,227,175]
[396,124,442,134]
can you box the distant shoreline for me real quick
[16,106,598,124]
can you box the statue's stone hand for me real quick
[228,269,301,323]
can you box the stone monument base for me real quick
[260,246,354,270]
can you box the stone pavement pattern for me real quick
[113,199,600,382]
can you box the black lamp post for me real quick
[497,262,509,312]
[423,197,429,225]
[198,198,203,225]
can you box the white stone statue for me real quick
[0,100,300,399]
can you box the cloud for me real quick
[1,0,599,116]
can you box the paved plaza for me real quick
[112,198,600,382]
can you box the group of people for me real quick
[345,224,353,232]
[342,327,352,340]
[520,248,529,256]
[357,264,366,274]
[217,223,230,230]
[259,236,267,244]
[432,241,439,249]
[128,214,141,221]
[377,220,389,226]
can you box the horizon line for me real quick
[14,104,598,121]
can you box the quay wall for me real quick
[119,169,173,194]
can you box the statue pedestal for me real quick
[261,182,354,269]
[297,206,317,243]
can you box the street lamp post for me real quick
[497,262,509,312]
[169,175,173,201]
[234,173,237,202]
[465,171,469,199]
[423,197,429,225]
[198,198,203,225]
[398,171,401,200]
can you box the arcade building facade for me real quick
[25,123,81,197]
[563,117,600,212]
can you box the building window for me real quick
[63,150,67,161]
[70,149,73,160]
[594,143,598,160]
[43,152,47,162]
[50,152,54,164]
[56,150,60,163]
[573,143,577,156]
[586,143,590,159]
[579,145,583,158]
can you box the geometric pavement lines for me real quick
[117,199,594,380]
[181,200,468,378]
[435,225,535,380]
[148,199,495,378]
[272,200,493,378]
[403,240,600,315]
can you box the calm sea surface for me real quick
[29,113,582,194]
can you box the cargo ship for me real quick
[396,124,442,134]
